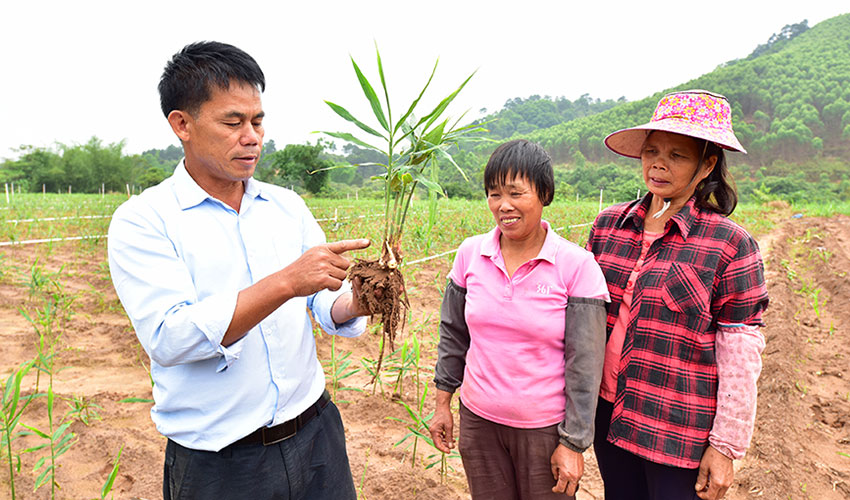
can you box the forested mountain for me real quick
[474,94,625,138]
[521,14,850,166]
[2,14,847,202]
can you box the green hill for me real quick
[520,13,850,167]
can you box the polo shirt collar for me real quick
[172,159,267,210]
[480,220,558,264]
[620,193,699,241]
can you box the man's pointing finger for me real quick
[326,239,371,255]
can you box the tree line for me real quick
[2,15,848,205]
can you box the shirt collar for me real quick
[480,219,558,263]
[620,193,699,241]
[172,159,267,211]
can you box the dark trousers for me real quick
[593,397,699,500]
[163,401,356,500]
[458,402,575,500]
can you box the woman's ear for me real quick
[700,154,718,179]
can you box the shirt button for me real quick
[627,280,633,288]
[643,241,650,247]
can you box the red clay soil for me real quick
[1,215,849,499]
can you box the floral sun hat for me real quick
[604,89,747,159]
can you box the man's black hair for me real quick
[158,41,266,118]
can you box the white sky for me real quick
[1,1,847,160]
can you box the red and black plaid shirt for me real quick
[587,195,768,468]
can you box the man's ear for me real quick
[167,110,192,142]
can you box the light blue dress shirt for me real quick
[108,161,366,451]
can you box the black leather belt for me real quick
[233,390,331,446]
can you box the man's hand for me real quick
[695,445,734,500]
[281,239,370,298]
[551,444,583,496]
[223,239,370,346]
[429,390,455,453]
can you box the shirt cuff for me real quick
[310,280,367,337]
[215,342,242,372]
[192,290,241,372]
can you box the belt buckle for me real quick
[261,418,298,445]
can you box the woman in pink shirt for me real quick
[431,139,610,500]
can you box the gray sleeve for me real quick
[433,280,469,393]
[558,296,607,452]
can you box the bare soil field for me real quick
[1,213,848,499]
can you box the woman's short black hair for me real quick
[483,139,554,206]
[158,41,266,118]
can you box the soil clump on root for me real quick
[350,255,408,375]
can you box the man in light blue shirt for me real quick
[108,41,370,499]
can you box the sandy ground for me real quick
[1,213,849,499]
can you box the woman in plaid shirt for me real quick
[588,90,769,500]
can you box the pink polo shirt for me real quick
[449,221,609,428]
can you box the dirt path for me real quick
[1,214,849,499]
[729,215,850,499]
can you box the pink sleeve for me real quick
[709,324,765,460]
[568,252,610,301]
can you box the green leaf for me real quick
[351,56,389,132]
[389,174,403,193]
[3,361,33,418]
[55,438,76,456]
[20,423,49,439]
[52,421,72,441]
[435,147,469,182]
[375,42,392,128]
[419,69,477,132]
[117,397,154,404]
[101,446,123,499]
[318,131,382,153]
[399,401,423,426]
[34,465,52,489]
[349,161,385,170]
[47,386,54,422]
[393,432,414,447]
[409,428,433,443]
[20,443,49,453]
[422,119,447,146]
[394,59,439,135]
[323,101,386,139]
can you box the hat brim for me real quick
[604,119,747,159]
